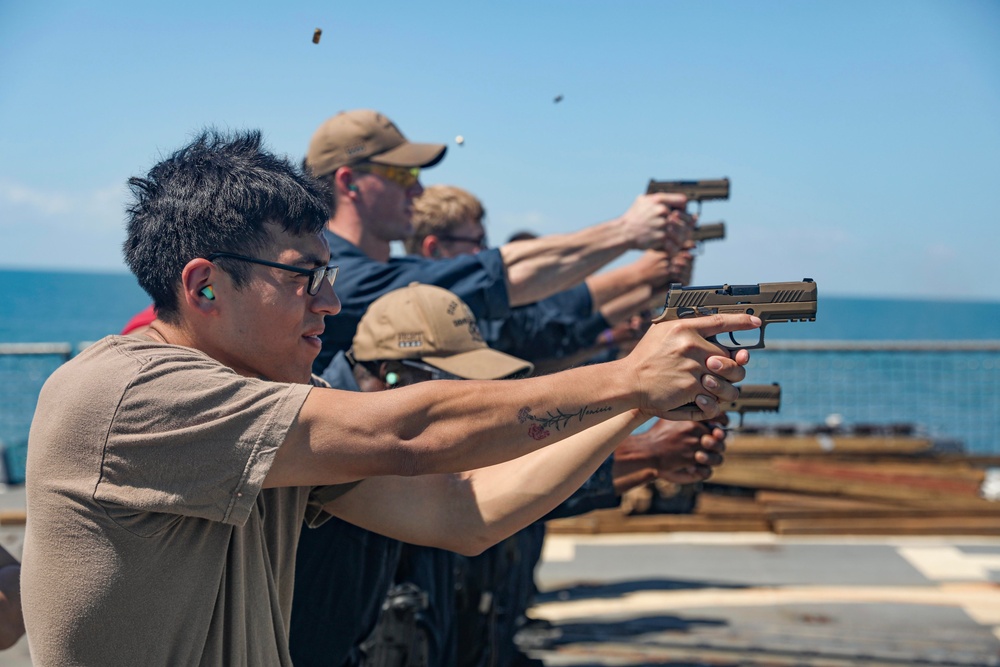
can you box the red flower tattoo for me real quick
[528,424,550,440]
[517,407,531,424]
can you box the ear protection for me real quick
[379,362,402,388]
[201,286,215,301]
[348,184,359,192]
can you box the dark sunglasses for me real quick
[206,252,339,296]
[436,234,488,250]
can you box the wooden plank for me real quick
[694,494,765,517]
[722,456,982,478]
[757,458,981,475]
[709,460,994,505]
[0,510,26,526]
[755,490,905,510]
[712,464,988,506]
[544,512,605,534]
[770,458,984,493]
[726,435,935,456]
[546,509,769,535]
[773,457,984,479]
[767,508,1000,521]
[754,489,997,512]
[754,491,938,517]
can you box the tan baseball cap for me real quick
[305,109,447,178]
[352,283,533,380]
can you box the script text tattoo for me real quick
[516,405,614,440]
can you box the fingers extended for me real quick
[694,313,762,338]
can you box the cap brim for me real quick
[370,142,447,169]
[422,348,533,380]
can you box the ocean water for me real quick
[0,269,152,344]
[4,268,1000,344]
[1,268,999,457]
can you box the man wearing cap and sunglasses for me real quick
[289,283,729,667]
[304,109,693,376]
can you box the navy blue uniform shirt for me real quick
[314,232,511,374]
[290,352,404,667]
[480,283,609,363]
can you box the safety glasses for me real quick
[353,163,421,190]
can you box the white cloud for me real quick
[0,179,126,230]
[0,181,74,216]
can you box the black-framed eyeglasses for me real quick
[436,234,488,250]
[206,252,339,296]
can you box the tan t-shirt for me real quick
[22,335,333,666]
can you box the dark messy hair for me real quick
[302,157,338,215]
[123,130,330,320]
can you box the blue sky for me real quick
[1,1,998,300]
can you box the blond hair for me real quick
[405,185,486,255]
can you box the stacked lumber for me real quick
[0,510,25,527]
[547,429,1000,536]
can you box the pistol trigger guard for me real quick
[706,333,737,353]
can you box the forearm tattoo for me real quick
[517,405,613,440]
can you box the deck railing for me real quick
[2,340,999,468]
[742,340,1000,454]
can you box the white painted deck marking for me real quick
[538,537,1000,646]
[896,546,1000,642]
[897,546,1000,581]
[530,582,1000,622]
[540,535,576,562]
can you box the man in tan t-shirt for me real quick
[22,130,758,666]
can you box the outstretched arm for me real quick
[265,313,760,488]
[500,193,688,306]
[321,411,646,555]
[585,250,673,324]
[318,415,730,554]
[596,245,698,327]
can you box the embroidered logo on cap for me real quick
[398,333,423,348]
[452,317,484,343]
